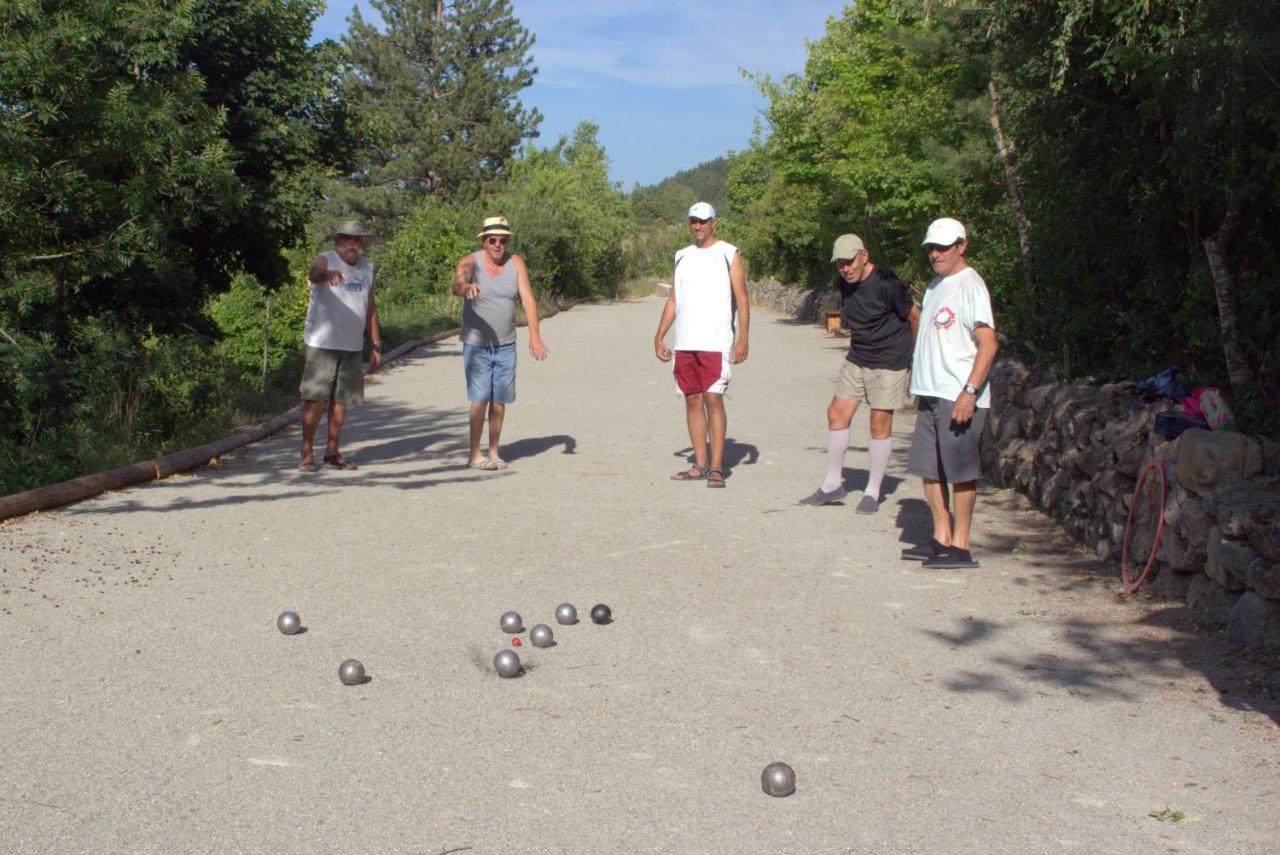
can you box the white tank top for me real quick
[672,240,737,352]
[303,250,375,351]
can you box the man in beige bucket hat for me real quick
[297,219,381,471]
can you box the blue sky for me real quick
[311,1,843,189]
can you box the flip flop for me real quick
[323,453,359,470]
[298,459,319,473]
[671,465,708,481]
[468,458,491,470]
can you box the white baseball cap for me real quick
[922,217,966,246]
[687,202,716,220]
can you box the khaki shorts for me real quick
[299,346,364,406]
[833,361,910,410]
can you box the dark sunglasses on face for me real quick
[688,217,712,225]
[485,236,509,245]
[924,241,959,253]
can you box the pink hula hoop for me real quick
[1120,457,1167,593]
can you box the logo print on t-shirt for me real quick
[933,307,956,330]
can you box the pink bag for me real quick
[1182,387,1232,429]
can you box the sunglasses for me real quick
[688,217,712,225]
[924,241,960,253]
[484,236,510,246]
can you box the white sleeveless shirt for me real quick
[672,240,738,352]
[303,250,375,351]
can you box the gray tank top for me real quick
[460,250,519,346]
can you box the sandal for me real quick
[323,453,359,470]
[298,458,319,473]
[706,468,726,488]
[671,465,708,481]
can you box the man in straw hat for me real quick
[297,219,381,472]
[451,215,549,470]
[653,202,750,489]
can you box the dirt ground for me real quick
[2,298,1277,853]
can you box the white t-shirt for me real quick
[303,250,375,351]
[672,240,738,352]
[909,266,995,407]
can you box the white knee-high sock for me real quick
[865,437,892,500]
[821,429,850,492]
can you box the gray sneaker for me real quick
[798,486,847,506]
[855,494,879,514]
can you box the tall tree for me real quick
[340,0,541,226]
[991,0,1280,393]
[727,0,1012,288]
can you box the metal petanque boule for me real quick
[338,659,365,686]
[500,611,523,634]
[555,603,578,625]
[276,611,301,635]
[761,762,796,797]
[590,603,612,624]
[529,624,554,647]
[493,649,522,678]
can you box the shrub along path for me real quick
[1,298,1276,852]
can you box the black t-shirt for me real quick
[837,266,915,370]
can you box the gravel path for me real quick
[1,298,1277,853]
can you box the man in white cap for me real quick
[800,234,919,512]
[451,215,549,470]
[297,219,381,471]
[903,217,999,568]
[653,202,750,489]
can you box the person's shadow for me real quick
[895,498,934,547]
[501,434,577,462]
[672,438,759,476]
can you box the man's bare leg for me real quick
[300,400,325,467]
[704,392,726,472]
[468,401,488,464]
[487,401,506,461]
[681,392,708,474]
[922,477,953,547]
[950,481,977,550]
[324,402,347,458]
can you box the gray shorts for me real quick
[833,361,911,410]
[906,396,987,484]
[299,346,364,406]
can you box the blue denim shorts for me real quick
[463,343,517,403]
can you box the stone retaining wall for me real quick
[987,358,1280,648]
[747,278,1280,648]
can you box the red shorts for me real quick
[673,350,731,395]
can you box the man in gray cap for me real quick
[297,220,381,471]
[902,217,998,569]
[800,233,918,512]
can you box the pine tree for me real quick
[340,0,541,226]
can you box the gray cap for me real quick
[831,234,866,261]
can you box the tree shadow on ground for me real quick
[912,486,1280,725]
[68,401,492,513]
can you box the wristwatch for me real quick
[962,383,979,396]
